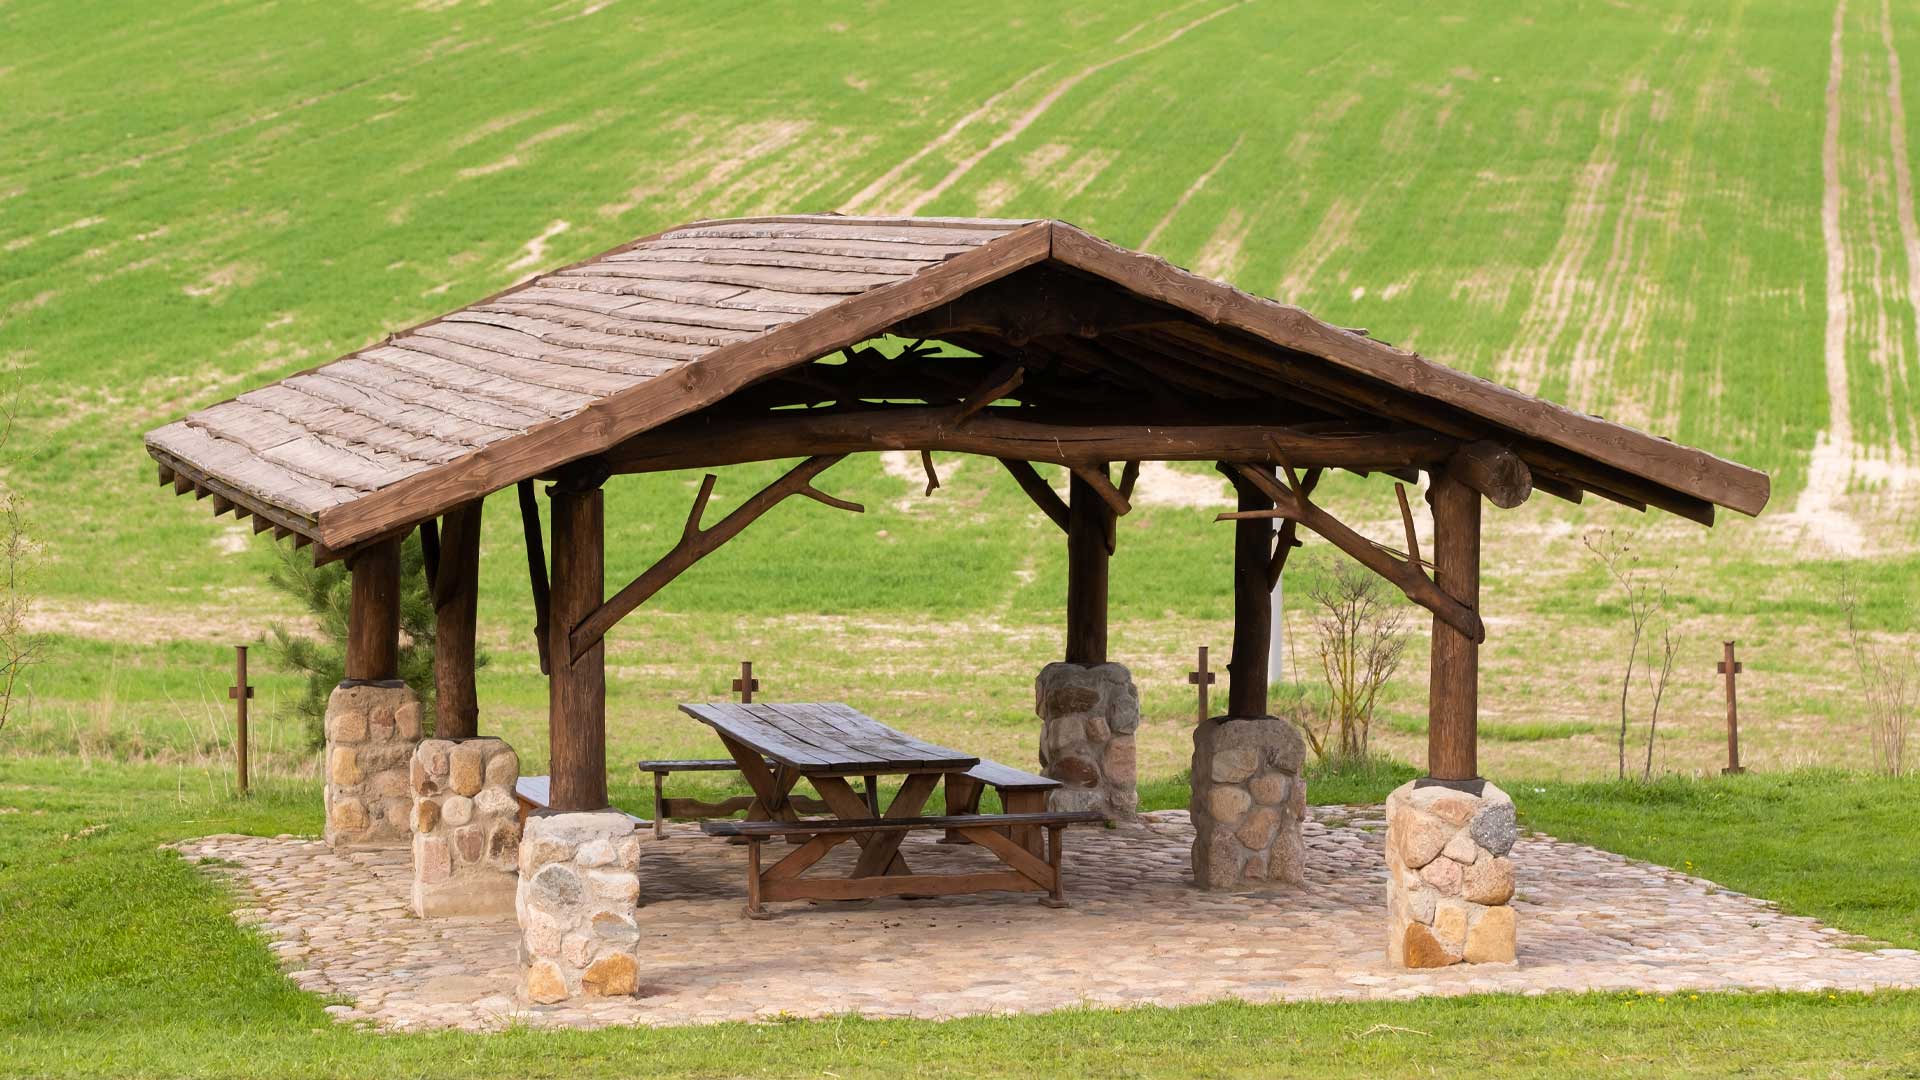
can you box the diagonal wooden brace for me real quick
[1220,463,1485,643]
[567,455,863,661]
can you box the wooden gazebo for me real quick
[145,214,1770,812]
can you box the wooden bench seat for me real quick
[512,776,648,827]
[702,810,1106,915]
[942,759,1062,843]
[636,756,849,838]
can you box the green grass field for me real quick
[5,1,1920,1075]
[5,0,1920,785]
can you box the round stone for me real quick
[1470,801,1518,856]
[441,795,474,827]
[530,864,584,909]
[524,960,568,1004]
[581,953,639,996]
[1205,784,1251,823]
[1248,772,1290,805]
[1210,749,1260,784]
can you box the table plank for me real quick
[677,701,977,773]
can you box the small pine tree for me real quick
[262,533,479,747]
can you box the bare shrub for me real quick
[1583,528,1679,782]
[1296,559,1407,763]
[0,397,47,733]
[1838,569,1913,778]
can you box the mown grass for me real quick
[3,756,1919,1079]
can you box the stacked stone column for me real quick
[322,683,423,849]
[1385,780,1518,967]
[517,810,642,1004]
[1035,662,1139,818]
[1189,715,1307,888]
[410,737,521,917]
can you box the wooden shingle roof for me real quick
[145,214,1769,554]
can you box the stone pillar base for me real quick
[411,736,521,918]
[517,809,642,1004]
[1036,662,1139,818]
[1190,715,1307,889]
[323,682,423,849]
[1385,780,1518,967]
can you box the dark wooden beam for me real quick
[1426,467,1481,781]
[568,455,862,662]
[1452,440,1533,509]
[1224,465,1275,718]
[344,536,401,682]
[517,480,552,676]
[600,405,1457,475]
[548,470,607,812]
[433,500,483,740]
[1065,468,1110,665]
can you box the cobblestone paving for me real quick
[174,808,1920,1031]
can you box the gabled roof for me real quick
[145,214,1769,552]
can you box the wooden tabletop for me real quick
[678,702,978,775]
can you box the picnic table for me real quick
[678,701,1103,916]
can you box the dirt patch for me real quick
[27,598,315,645]
[506,220,570,273]
[1130,461,1230,508]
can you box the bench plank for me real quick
[702,809,1104,837]
[964,759,1061,792]
[634,758,740,772]
[513,776,648,825]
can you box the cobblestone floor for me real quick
[174,807,1920,1031]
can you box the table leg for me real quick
[651,770,666,840]
[810,775,915,877]
[745,836,771,920]
[1003,790,1048,858]
[849,772,940,879]
[1040,824,1069,908]
[941,774,985,844]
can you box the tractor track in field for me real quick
[1788,0,1920,556]
[845,1,1246,216]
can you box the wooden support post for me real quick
[1226,466,1275,718]
[548,472,608,812]
[1188,646,1217,722]
[229,645,253,796]
[1426,467,1482,782]
[1719,641,1745,774]
[433,500,483,740]
[344,536,402,682]
[1065,467,1110,665]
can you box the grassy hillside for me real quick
[3,0,1918,784]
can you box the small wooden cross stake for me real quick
[732,660,759,704]
[229,645,255,796]
[1718,640,1745,775]
[1188,646,1217,723]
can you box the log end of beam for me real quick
[1450,441,1532,510]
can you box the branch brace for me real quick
[1266,467,1322,587]
[568,455,863,661]
[517,480,552,676]
[999,458,1070,533]
[1220,463,1485,643]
